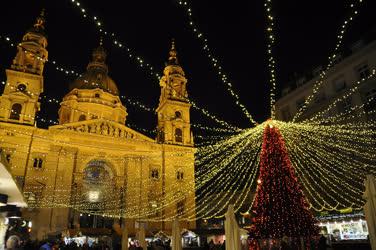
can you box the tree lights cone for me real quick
[250,123,318,239]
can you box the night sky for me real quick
[0,1,375,135]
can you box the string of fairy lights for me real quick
[264,0,278,119]
[293,0,365,122]
[0,34,241,135]
[174,0,258,126]
[0,0,375,222]
[10,118,376,219]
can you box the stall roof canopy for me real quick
[0,152,27,207]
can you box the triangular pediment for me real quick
[49,119,155,142]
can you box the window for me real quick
[175,128,183,143]
[281,107,291,121]
[78,114,86,121]
[296,98,305,110]
[356,63,370,79]
[340,97,352,113]
[177,200,185,216]
[17,84,27,92]
[296,77,306,87]
[314,91,326,103]
[364,89,376,112]
[9,103,22,120]
[95,93,100,98]
[332,76,347,92]
[175,111,182,119]
[33,158,43,169]
[176,170,184,180]
[150,169,159,180]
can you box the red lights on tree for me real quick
[250,123,318,239]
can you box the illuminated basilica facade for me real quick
[0,13,196,240]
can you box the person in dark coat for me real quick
[318,235,327,250]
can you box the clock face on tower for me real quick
[17,84,27,92]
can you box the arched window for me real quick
[78,114,86,121]
[175,128,183,143]
[175,111,182,119]
[9,103,22,120]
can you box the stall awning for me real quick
[0,152,26,207]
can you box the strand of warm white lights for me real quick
[307,69,376,123]
[291,136,363,206]
[277,121,376,211]
[66,0,242,130]
[290,141,362,209]
[0,78,239,133]
[1,102,375,219]
[0,32,241,132]
[280,120,370,210]
[0,35,80,77]
[308,94,376,125]
[285,144,345,211]
[198,144,260,219]
[2,127,226,197]
[3,34,233,132]
[264,0,277,119]
[1,124,258,218]
[174,0,258,126]
[68,0,160,81]
[196,130,260,186]
[293,0,364,122]
[121,97,240,133]
[16,118,374,220]
[143,138,260,220]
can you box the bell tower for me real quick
[156,40,193,146]
[0,10,48,125]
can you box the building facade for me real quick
[0,13,196,240]
[276,33,376,122]
[275,32,376,242]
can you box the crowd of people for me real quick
[5,238,112,250]
[248,235,330,250]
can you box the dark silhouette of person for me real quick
[318,235,327,250]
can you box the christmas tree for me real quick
[250,123,318,239]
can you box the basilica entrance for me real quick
[71,160,119,230]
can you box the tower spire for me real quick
[168,38,178,65]
[87,38,108,73]
[156,40,193,145]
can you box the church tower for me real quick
[0,11,48,125]
[156,40,193,146]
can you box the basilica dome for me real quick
[69,45,119,95]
